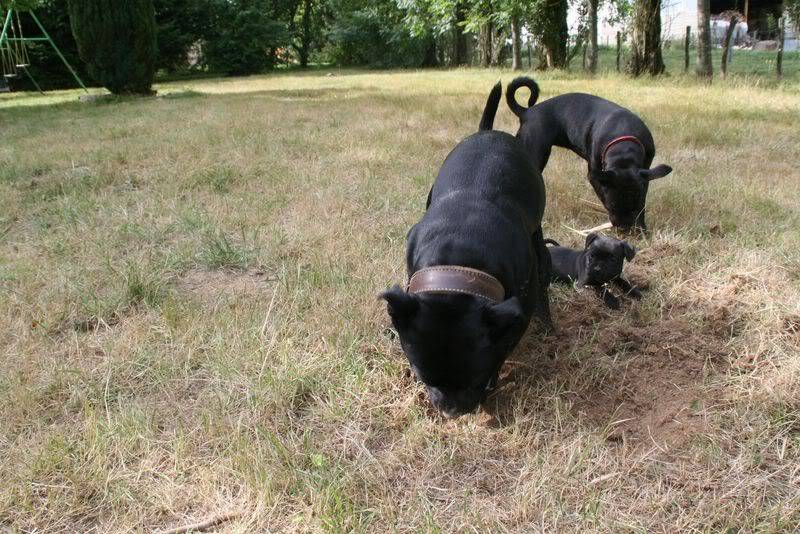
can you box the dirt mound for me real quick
[485,288,733,450]
[566,315,725,449]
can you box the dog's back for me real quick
[506,78,654,164]
[410,82,548,316]
[544,239,581,284]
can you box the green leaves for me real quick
[66,0,157,95]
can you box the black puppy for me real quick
[506,77,672,232]
[381,82,551,419]
[545,233,641,309]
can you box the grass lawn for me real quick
[1,68,799,531]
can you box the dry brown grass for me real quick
[1,69,799,532]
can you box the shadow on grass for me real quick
[0,86,380,116]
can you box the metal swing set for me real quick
[0,2,87,93]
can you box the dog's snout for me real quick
[426,386,478,419]
[441,407,461,419]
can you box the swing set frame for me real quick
[0,4,87,93]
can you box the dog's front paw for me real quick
[627,287,643,300]
[601,289,621,309]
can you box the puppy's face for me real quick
[590,164,672,232]
[380,287,525,419]
[582,233,636,285]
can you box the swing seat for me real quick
[15,63,29,68]
[3,73,17,78]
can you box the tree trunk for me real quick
[696,0,713,79]
[490,25,506,66]
[421,37,438,67]
[539,0,569,69]
[628,0,665,76]
[720,15,737,78]
[298,0,312,68]
[451,1,468,66]
[479,22,492,67]
[586,0,598,73]
[511,16,522,70]
[528,39,532,67]
[582,39,587,70]
[616,31,622,71]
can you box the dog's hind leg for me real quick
[532,227,554,331]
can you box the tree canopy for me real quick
[3,0,696,90]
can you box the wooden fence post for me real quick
[777,17,785,79]
[616,31,622,72]
[684,26,691,72]
[721,16,738,78]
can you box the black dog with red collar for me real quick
[506,77,672,232]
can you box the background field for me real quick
[1,69,799,532]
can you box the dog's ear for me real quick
[640,164,672,181]
[590,169,616,186]
[379,285,419,327]
[621,241,636,261]
[585,232,599,249]
[483,297,525,342]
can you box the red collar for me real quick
[601,136,644,170]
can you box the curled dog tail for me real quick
[543,239,560,247]
[506,76,540,118]
[479,81,502,131]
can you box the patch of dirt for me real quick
[177,268,276,305]
[567,315,723,449]
[486,287,734,451]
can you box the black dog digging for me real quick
[507,77,672,232]
[381,82,551,419]
[545,233,642,310]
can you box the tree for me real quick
[586,0,598,73]
[695,0,712,79]
[292,0,319,67]
[627,0,664,76]
[511,14,521,70]
[452,1,468,66]
[529,0,569,69]
[153,0,216,71]
[327,0,436,67]
[203,0,291,75]
[67,0,158,95]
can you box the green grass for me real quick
[1,68,799,531]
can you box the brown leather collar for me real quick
[407,266,505,303]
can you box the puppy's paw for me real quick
[627,287,643,300]
[602,292,621,309]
